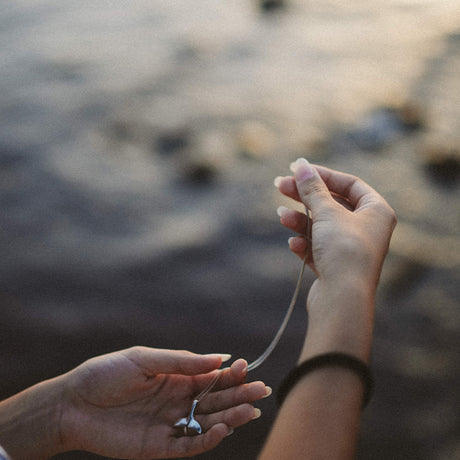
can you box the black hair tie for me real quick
[277,352,374,408]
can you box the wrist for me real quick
[0,376,66,460]
[303,280,375,363]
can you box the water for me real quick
[1,2,459,459]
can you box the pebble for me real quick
[336,102,424,152]
[181,160,218,185]
[237,121,275,159]
[259,0,286,13]
[108,119,136,142]
[421,143,460,187]
[155,127,191,155]
[0,144,26,171]
[396,101,425,132]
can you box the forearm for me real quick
[259,282,375,460]
[0,376,65,460]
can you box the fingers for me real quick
[312,165,396,231]
[277,206,309,235]
[210,359,248,391]
[289,158,337,217]
[197,403,261,433]
[188,358,250,399]
[276,206,313,262]
[169,403,263,457]
[275,175,354,212]
[275,160,384,213]
[275,159,394,238]
[197,381,270,414]
[288,236,310,261]
[122,346,231,377]
[275,160,397,270]
[169,423,232,457]
[313,165,383,210]
[274,175,301,202]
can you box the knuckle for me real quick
[124,345,144,358]
[375,199,397,229]
[304,182,327,197]
[297,178,327,198]
[389,208,398,229]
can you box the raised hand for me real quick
[275,159,396,295]
[259,160,397,460]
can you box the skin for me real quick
[0,347,269,459]
[260,159,396,460]
[0,159,395,460]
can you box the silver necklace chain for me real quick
[175,210,311,435]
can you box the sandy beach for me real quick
[1,1,459,459]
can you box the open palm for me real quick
[60,347,267,459]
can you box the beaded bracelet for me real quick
[277,352,374,408]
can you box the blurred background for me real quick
[0,1,459,459]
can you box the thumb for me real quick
[290,158,334,215]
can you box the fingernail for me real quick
[290,158,315,182]
[263,386,272,398]
[226,427,234,437]
[208,353,232,362]
[276,206,289,217]
[288,237,296,246]
[219,354,232,362]
[230,358,248,375]
[253,408,262,420]
[274,176,283,187]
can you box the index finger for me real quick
[276,165,382,211]
[275,175,354,211]
[313,165,383,210]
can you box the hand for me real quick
[275,159,396,360]
[275,159,396,296]
[60,347,268,459]
[261,161,397,460]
